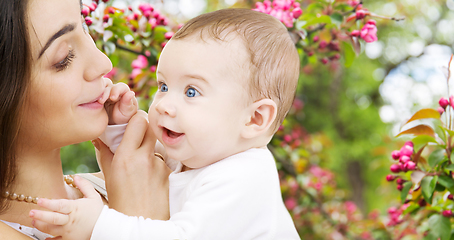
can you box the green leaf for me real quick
[402,203,420,215]
[421,176,438,204]
[341,41,355,68]
[438,175,454,189]
[330,13,343,27]
[424,232,438,240]
[412,135,437,146]
[302,15,332,27]
[401,181,413,203]
[445,164,454,171]
[306,3,325,12]
[429,149,446,168]
[428,213,452,240]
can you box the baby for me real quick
[31,8,301,239]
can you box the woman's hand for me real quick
[93,110,171,220]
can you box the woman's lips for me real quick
[162,127,185,145]
[79,94,104,109]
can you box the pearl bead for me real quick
[17,194,25,201]
[2,175,76,204]
[9,193,17,200]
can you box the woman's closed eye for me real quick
[54,49,75,72]
[185,87,200,98]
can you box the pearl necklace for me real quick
[2,175,77,204]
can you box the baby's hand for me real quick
[102,78,138,125]
[29,176,104,240]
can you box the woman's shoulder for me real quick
[0,221,33,240]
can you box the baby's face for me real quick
[148,36,251,169]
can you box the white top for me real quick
[91,148,300,240]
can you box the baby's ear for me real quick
[241,99,277,139]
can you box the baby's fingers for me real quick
[118,91,138,116]
[73,175,100,200]
[32,219,63,238]
[109,82,130,102]
[29,209,69,226]
[99,78,113,104]
[36,198,72,214]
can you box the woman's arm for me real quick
[0,221,35,240]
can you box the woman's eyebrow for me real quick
[38,23,76,59]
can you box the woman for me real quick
[0,0,170,238]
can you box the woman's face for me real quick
[20,0,112,149]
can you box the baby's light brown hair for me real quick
[173,8,300,133]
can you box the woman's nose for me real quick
[83,36,112,81]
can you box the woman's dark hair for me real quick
[0,0,32,213]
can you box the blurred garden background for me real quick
[64,0,454,238]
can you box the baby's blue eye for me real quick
[186,87,200,97]
[160,84,168,92]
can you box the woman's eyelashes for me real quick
[54,49,75,72]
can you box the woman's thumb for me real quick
[93,138,113,181]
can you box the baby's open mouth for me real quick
[164,128,184,139]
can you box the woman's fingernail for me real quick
[29,211,35,217]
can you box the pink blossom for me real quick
[283,134,292,143]
[88,2,97,12]
[149,18,157,29]
[164,32,174,40]
[355,9,367,20]
[81,6,90,17]
[138,3,153,13]
[403,161,416,171]
[104,67,117,79]
[149,65,157,72]
[347,0,360,7]
[386,174,396,181]
[130,68,142,79]
[291,7,302,19]
[351,30,360,37]
[85,17,93,26]
[391,150,400,160]
[440,97,449,108]
[360,23,378,43]
[292,98,304,110]
[131,55,148,69]
[399,155,410,164]
[390,164,401,173]
[438,107,445,115]
[443,209,453,218]
[107,7,115,14]
[284,197,297,210]
[319,40,328,49]
[366,19,376,25]
[400,145,413,157]
[345,201,357,214]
